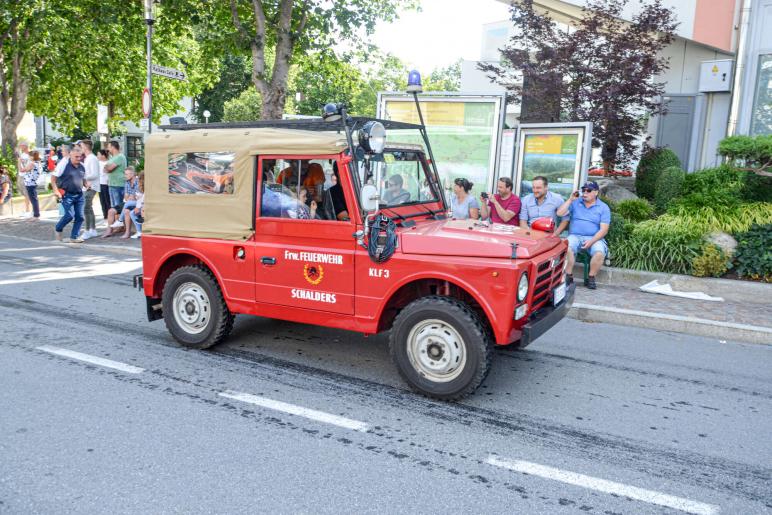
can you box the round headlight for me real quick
[517,272,529,302]
[358,121,386,154]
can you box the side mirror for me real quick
[531,217,556,233]
[360,184,379,212]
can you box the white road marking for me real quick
[0,245,62,253]
[0,260,141,286]
[219,390,369,432]
[486,455,719,515]
[36,346,145,374]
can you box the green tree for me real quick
[424,59,462,92]
[222,88,263,122]
[288,51,365,117]
[192,54,252,123]
[209,0,417,119]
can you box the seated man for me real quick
[382,174,410,205]
[556,181,610,290]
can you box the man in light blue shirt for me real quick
[556,181,611,290]
[519,176,567,233]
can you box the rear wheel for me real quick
[389,296,493,400]
[162,265,234,349]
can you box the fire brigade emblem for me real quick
[303,263,324,285]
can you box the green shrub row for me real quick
[654,166,685,213]
[611,220,701,275]
[614,199,653,223]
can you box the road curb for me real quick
[569,302,772,345]
[573,265,771,305]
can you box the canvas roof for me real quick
[143,128,348,240]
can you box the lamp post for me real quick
[144,0,156,134]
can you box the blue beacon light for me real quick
[407,70,423,93]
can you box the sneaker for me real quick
[54,231,63,242]
[131,232,142,239]
[585,275,597,289]
[110,220,125,229]
[82,230,95,240]
[69,238,84,244]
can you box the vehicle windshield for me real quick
[359,149,441,208]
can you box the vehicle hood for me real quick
[399,219,560,259]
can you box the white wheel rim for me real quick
[172,282,211,335]
[406,318,467,383]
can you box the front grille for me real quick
[530,250,566,311]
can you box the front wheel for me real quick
[389,296,493,400]
[161,265,234,349]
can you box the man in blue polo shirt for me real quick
[519,175,567,233]
[556,181,610,289]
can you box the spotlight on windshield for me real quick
[322,103,343,122]
[358,121,386,154]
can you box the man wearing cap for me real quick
[556,181,611,289]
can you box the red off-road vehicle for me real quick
[136,103,574,400]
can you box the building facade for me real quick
[462,0,768,171]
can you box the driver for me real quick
[382,174,410,205]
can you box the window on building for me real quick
[127,136,145,162]
[751,54,772,136]
[168,152,235,194]
[260,158,344,221]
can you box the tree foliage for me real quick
[203,0,417,119]
[192,54,252,123]
[481,0,677,170]
[718,134,772,177]
[1,0,218,156]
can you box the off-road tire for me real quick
[389,295,493,401]
[161,265,234,349]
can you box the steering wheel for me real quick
[388,191,411,205]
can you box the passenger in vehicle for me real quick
[325,162,349,221]
[276,164,296,185]
[303,163,325,203]
[383,174,410,205]
[295,187,318,220]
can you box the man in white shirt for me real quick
[54,145,70,176]
[80,140,101,239]
[17,143,33,216]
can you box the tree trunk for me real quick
[261,88,286,120]
[0,119,17,159]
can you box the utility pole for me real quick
[144,0,156,134]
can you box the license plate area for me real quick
[553,283,566,306]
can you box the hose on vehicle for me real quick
[367,214,397,263]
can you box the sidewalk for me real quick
[0,209,141,255]
[1,213,769,345]
[571,279,771,345]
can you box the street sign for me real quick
[151,64,187,81]
[139,118,150,131]
[142,88,151,118]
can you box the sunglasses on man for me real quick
[581,188,595,193]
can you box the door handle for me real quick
[261,256,276,265]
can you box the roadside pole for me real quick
[144,0,155,134]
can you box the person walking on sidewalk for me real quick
[51,147,86,243]
[80,140,100,239]
[556,181,610,290]
[104,141,127,209]
[23,150,42,219]
[97,149,111,219]
[16,142,33,217]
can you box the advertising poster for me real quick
[379,95,504,197]
[520,133,580,198]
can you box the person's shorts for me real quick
[567,234,608,257]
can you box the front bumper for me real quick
[519,282,576,348]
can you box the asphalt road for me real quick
[1,234,770,514]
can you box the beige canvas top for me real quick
[143,128,347,240]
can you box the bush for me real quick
[666,202,772,234]
[692,243,730,278]
[600,195,616,211]
[611,219,702,274]
[673,164,771,208]
[606,211,631,248]
[654,165,685,213]
[733,224,772,282]
[614,198,654,222]
[635,147,681,200]
[223,88,262,122]
[718,134,772,177]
